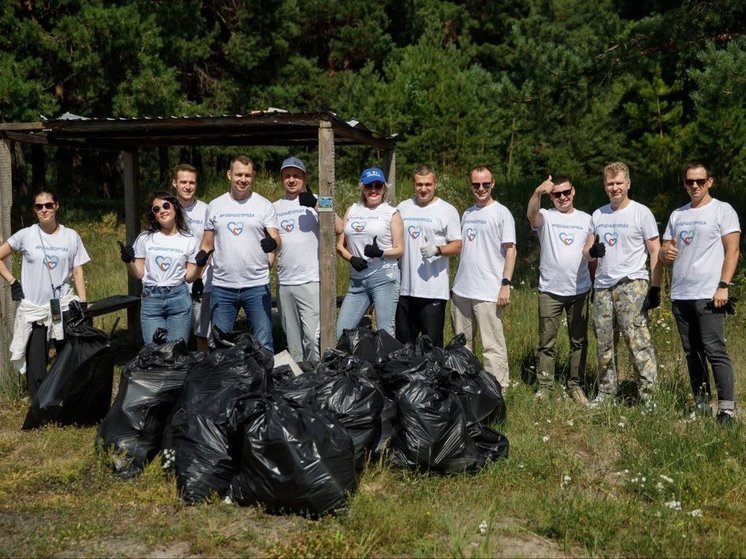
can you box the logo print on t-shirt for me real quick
[155,256,173,271]
[679,230,695,245]
[281,219,295,232]
[603,232,618,246]
[559,232,575,246]
[466,228,477,241]
[227,221,244,236]
[43,255,59,270]
[352,221,366,232]
[408,225,422,239]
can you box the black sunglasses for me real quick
[551,188,573,199]
[34,202,56,211]
[471,182,492,190]
[684,178,708,187]
[151,201,173,213]
[363,182,385,190]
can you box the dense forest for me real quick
[2,0,746,195]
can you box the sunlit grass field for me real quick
[0,174,744,557]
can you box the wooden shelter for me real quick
[0,111,397,376]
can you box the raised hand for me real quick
[589,234,606,258]
[195,249,214,267]
[118,241,135,263]
[260,228,278,253]
[298,183,317,208]
[364,235,384,258]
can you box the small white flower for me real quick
[546,419,552,424]
[688,509,703,518]
[656,482,664,491]
[617,422,626,428]
[566,419,574,427]
[479,520,488,534]
[664,500,682,511]
[518,463,525,469]
[542,435,551,443]
[660,475,674,484]
[563,475,571,483]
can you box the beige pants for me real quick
[451,292,509,388]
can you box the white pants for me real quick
[278,282,320,363]
[450,292,509,388]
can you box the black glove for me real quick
[195,249,214,267]
[642,286,661,311]
[706,296,738,315]
[298,184,317,208]
[589,234,606,258]
[118,241,135,263]
[260,228,278,253]
[350,256,369,272]
[191,278,204,302]
[10,280,24,301]
[79,301,88,311]
[364,235,384,258]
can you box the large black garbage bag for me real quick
[23,302,114,429]
[165,341,270,503]
[336,327,403,365]
[469,422,510,462]
[211,327,274,375]
[390,368,485,474]
[96,339,198,478]
[230,396,357,516]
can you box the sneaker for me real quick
[716,409,736,425]
[568,386,589,405]
[587,393,613,409]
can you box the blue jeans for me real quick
[210,284,274,351]
[336,266,400,340]
[140,283,193,344]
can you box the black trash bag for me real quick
[390,367,485,474]
[163,341,270,502]
[96,339,198,478]
[267,364,295,391]
[273,371,321,404]
[375,395,397,455]
[469,422,510,462]
[211,326,274,375]
[336,327,403,365]
[23,301,114,429]
[229,395,357,516]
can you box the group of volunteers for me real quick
[1,156,739,424]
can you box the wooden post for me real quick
[0,140,14,379]
[382,149,396,201]
[318,122,337,354]
[122,150,141,342]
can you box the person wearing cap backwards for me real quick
[269,156,322,363]
[451,165,516,389]
[197,155,281,351]
[395,164,462,347]
[336,167,404,338]
[172,163,212,352]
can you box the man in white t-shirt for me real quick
[451,165,517,388]
[660,163,740,425]
[527,175,593,403]
[172,163,211,352]
[582,161,662,408]
[198,155,281,351]
[396,165,462,347]
[270,156,321,363]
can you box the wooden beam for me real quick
[382,149,396,202]
[0,140,14,382]
[318,121,337,354]
[121,150,142,342]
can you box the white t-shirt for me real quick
[205,192,279,288]
[663,198,740,300]
[8,224,90,309]
[273,197,320,285]
[134,230,198,287]
[183,198,213,291]
[343,202,399,280]
[534,208,593,296]
[452,201,516,302]
[591,200,659,289]
[397,197,462,300]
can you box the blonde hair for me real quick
[603,161,630,182]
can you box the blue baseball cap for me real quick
[360,167,386,185]
[281,156,307,174]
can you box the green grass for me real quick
[1,178,745,557]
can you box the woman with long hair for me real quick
[119,191,203,344]
[336,167,404,338]
[0,190,90,398]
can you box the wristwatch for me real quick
[501,278,512,286]
[717,281,731,289]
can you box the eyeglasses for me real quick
[151,201,172,213]
[684,178,708,187]
[363,182,385,190]
[34,202,55,211]
[471,182,492,190]
[551,188,573,199]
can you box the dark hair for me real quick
[552,176,573,188]
[684,162,712,178]
[145,191,190,235]
[172,163,198,181]
[230,155,255,172]
[33,189,58,204]
[413,164,436,180]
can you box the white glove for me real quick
[420,244,439,258]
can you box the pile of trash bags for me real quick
[95,327,508,516]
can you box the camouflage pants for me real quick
[593,279,657,397]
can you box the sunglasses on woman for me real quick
[34,202,56,211]
[363,182,385,190]
[151,201,173,214]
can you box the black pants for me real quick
[25,314,68,400]
[395,296,446,347]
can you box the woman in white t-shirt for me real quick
[0,190,90,398]
[119,192,201,344]
[336,167,404,338]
